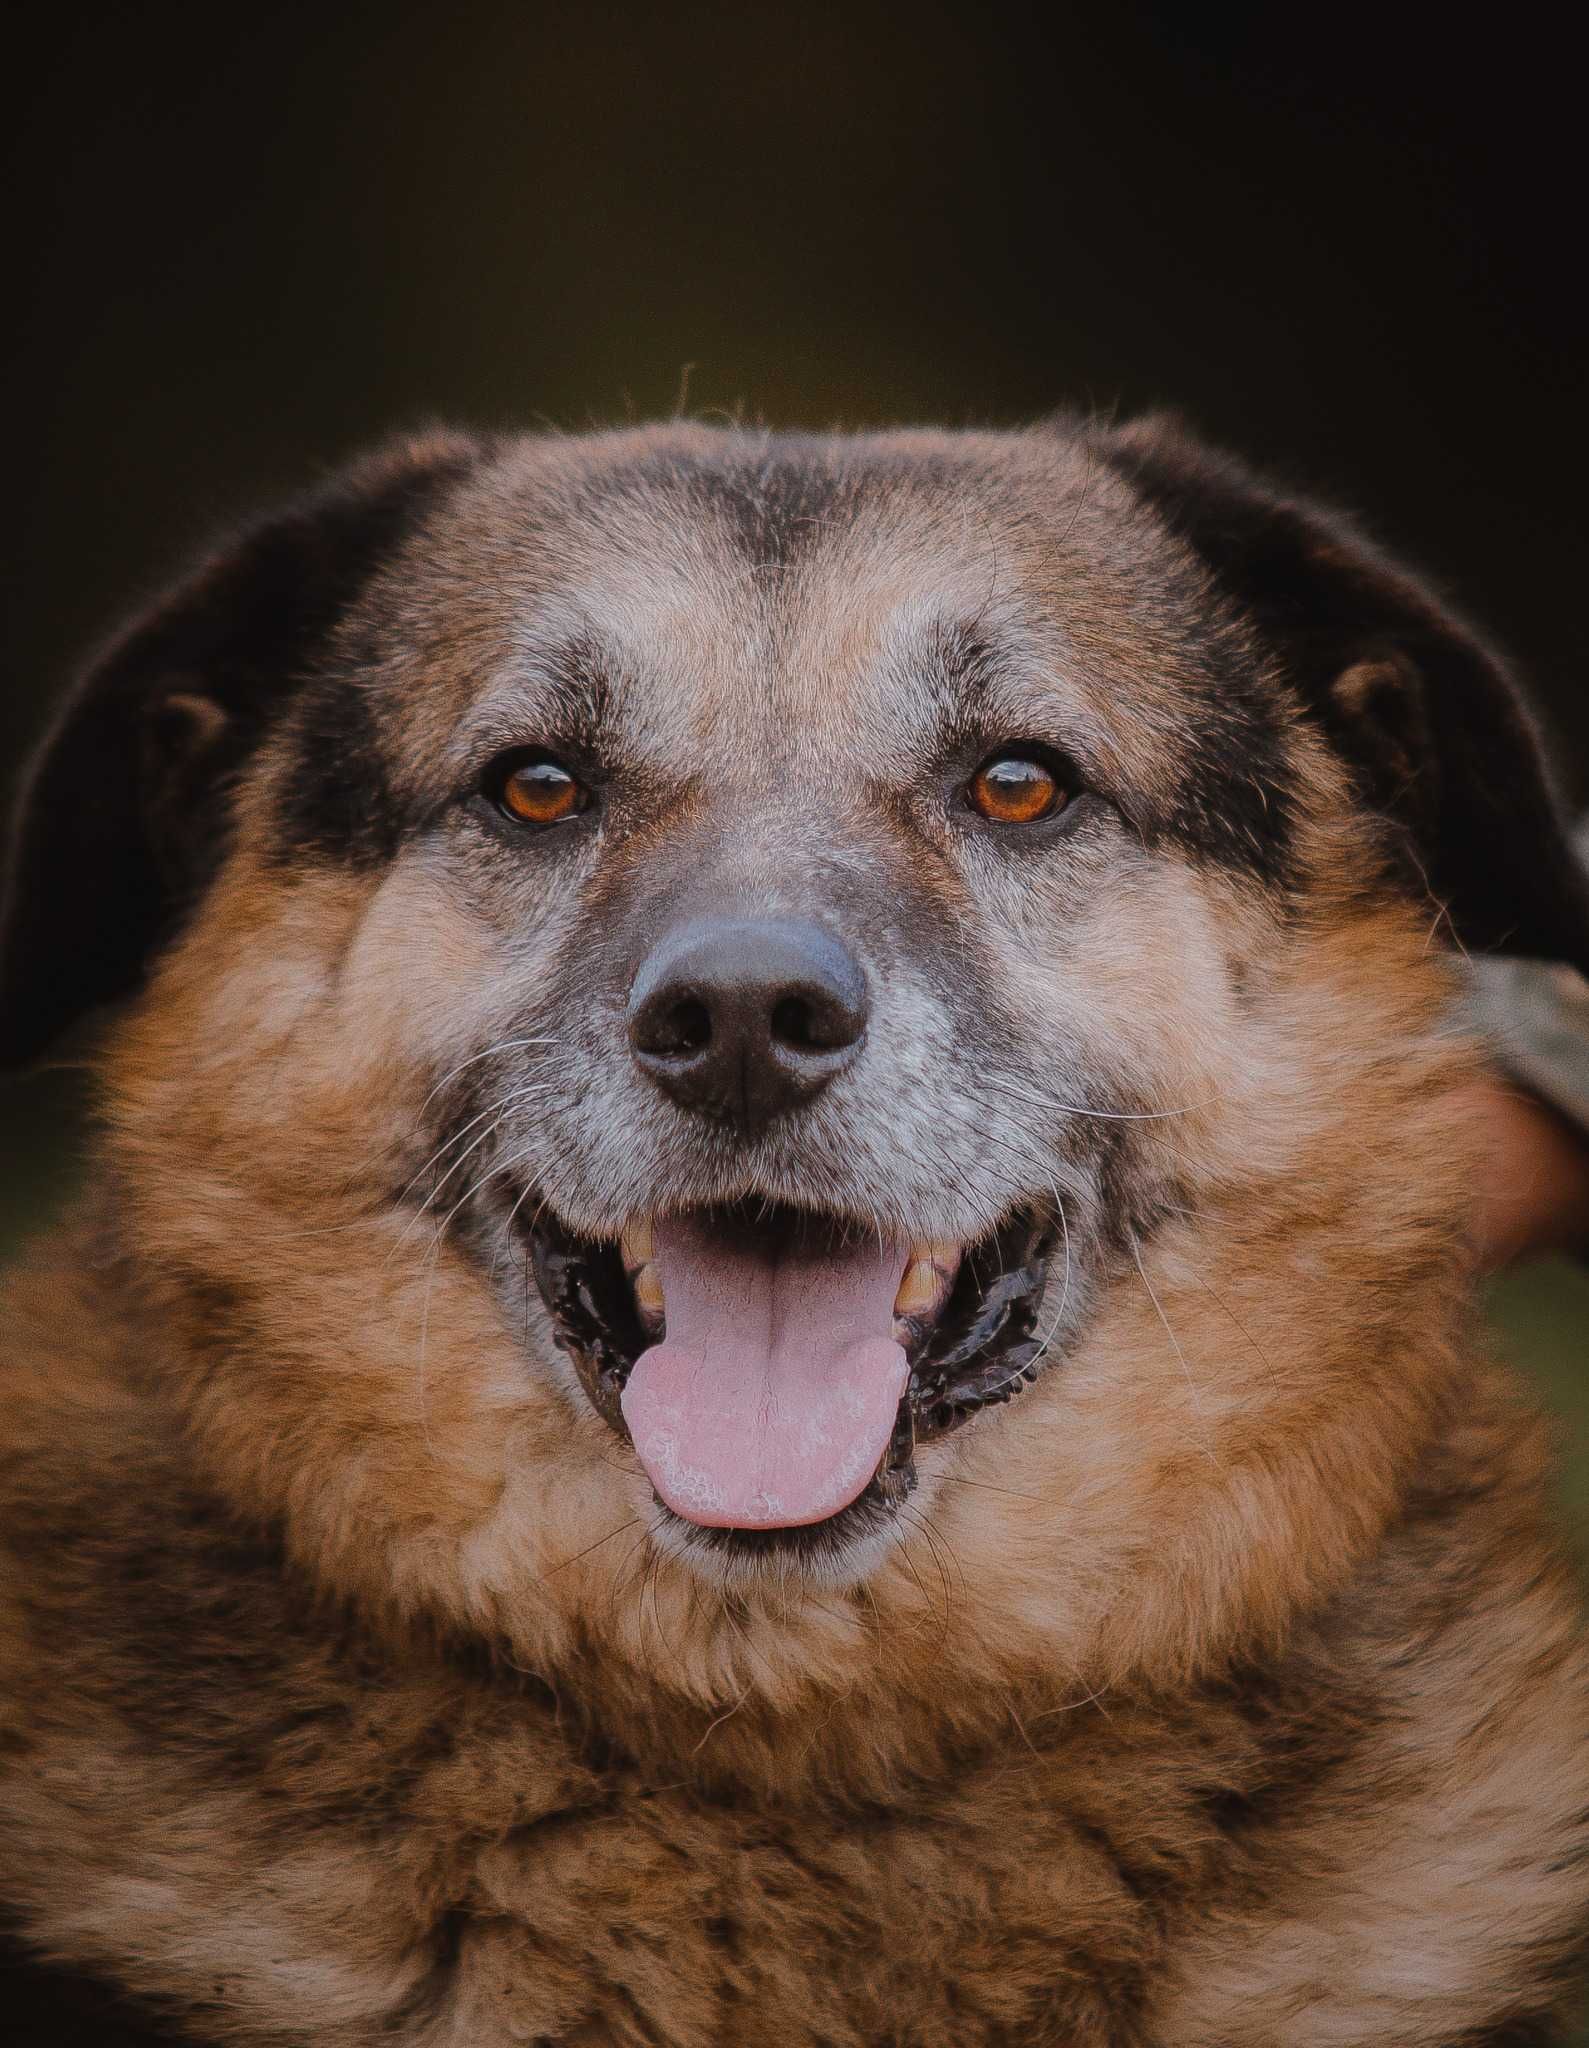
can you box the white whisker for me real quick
[980,1072,1218,1123]
[419,1035,561,1116]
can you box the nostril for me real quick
[770,987,863,1055]
[642,995,712,1060]
[770,994,820,1051]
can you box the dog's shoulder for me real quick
[1149,1359,1589,2044]
[0,1231,604,2042]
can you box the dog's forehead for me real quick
[382,428,1207,780]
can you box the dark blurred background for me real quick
[5,2,1589,2020]
[5,3,1586,777]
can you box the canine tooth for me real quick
[632,1262,665,1322]
[894,1256,948,1319]
[620,1217,655,1273]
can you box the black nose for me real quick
[627,916,869,1129]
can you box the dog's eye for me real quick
[489,754,589,827]
[967,752,1066,825]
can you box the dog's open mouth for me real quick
[525,1200,1053,1541]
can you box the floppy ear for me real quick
[0,432,479,1067]
[1103,414,1589,976]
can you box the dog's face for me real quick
[6,421,1588,1708]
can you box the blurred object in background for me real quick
[1467,948,1589,1268]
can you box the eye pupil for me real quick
[497,757,586,825]
[969,753,1063,825]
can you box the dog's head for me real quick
[6,420,1586,1711]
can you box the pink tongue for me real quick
[621,1217,911,1529]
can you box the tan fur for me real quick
[2,421,1587,2044]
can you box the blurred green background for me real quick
[4,2,1587,2033]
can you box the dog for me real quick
[2,414,1588,2045]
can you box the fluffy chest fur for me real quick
[3,1226,1585,2047]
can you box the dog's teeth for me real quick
[620,1217,655,1273]
[892,1240,962,1341]
[894,1248,957,1320]
[632,1261,665,1324]
[893,1258,944,1318]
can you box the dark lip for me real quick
[523,1199,1056,1545]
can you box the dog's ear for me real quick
[0,432,480,1067]
[1103,413,1589,975]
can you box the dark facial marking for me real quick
[265,463,483,870]
[1154,695,1300,891]
[1107,568,1303,892]
[596,441,850,571]
[268,660,407,870]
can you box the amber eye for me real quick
[494,756,588,826]
[967,752,1066,825]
